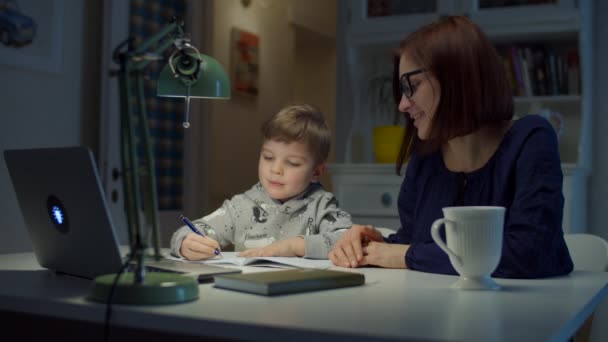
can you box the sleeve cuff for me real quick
[303,234,337,259]
[169,226,192,258]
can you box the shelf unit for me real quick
[333,0,593,233]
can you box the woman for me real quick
[329,16,573,278]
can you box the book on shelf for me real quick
[508,46,526,96]
[213,269,365,296]
[502,53,518,96]
[519,48,533,97]
[531,47,548,96]
[567,50,580,95]
[548,51,559,95]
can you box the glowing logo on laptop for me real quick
[50,205,64,224]
[47,196,69,233]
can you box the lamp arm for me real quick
[130,20,183,61]
[131,38,176,71]
[118,19,188,272]
[126,19,186,71]
[134,69,162,262]
[118,68,141,248]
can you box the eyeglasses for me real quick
[399,68,426,99]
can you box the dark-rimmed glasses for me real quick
[399,68,426,99]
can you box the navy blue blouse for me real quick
[386,115,573,279]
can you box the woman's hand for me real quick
[329,224,384,268]
[239,237,305,258]
[361,242,409,269]
[179,233,221,260]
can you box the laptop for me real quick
[4,146,240,282]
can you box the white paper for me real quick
[167,252,332,269]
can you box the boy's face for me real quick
[258,139,325,202]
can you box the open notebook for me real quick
[168,252,333,269]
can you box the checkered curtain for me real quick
[129,0,185,210]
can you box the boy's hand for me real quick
[239,237,305,258]
[180,233,220,260]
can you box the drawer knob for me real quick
[381,193,392,207]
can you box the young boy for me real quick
[170,104,352,260]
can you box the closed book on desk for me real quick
[213,269,365,296]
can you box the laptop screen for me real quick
[4,147,124,279]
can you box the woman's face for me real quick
[398,53,441,140]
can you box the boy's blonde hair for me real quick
[261,104,331,166]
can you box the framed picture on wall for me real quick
[230,27,259,97]
[0,0,64,73]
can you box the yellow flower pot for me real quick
[373,125,405,163]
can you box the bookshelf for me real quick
[499,45,580,97]
[333,0,593,233]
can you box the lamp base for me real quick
[88,272,199,305]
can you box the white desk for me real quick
[1,252,607,341]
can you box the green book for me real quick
[213,269,365,296]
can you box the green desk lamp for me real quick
[88,19,230,305]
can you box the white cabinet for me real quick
[334,0,593,233]
[329,163,585,234]
[329,164,403,231]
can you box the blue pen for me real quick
[180,214,220,256]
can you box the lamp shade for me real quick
[157,52,231,99]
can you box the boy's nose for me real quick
[271,162,282,174]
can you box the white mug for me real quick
[431,206,505,290]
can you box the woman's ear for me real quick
[311,163,327,182]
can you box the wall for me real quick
[288,0,337,39]
[205,0,337,211]
[292,25,337,188]
[0,0,101,253]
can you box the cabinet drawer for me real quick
[335,183,401,217]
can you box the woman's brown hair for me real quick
[393,16,514,174]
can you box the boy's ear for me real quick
[311,163,327,182]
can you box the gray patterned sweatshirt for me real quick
[170,182,353,259]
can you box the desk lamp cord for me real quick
[103,245,137,342]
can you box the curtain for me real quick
[129,0,186,210]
